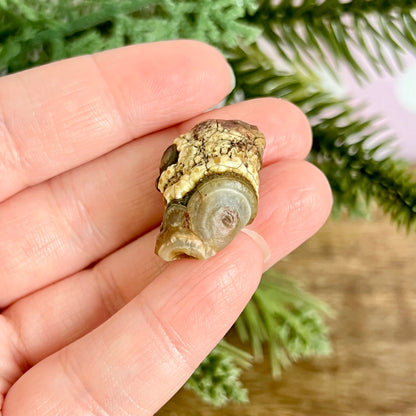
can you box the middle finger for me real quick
[0,98,311,307]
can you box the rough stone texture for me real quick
[157,119,266,204]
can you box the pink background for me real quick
[341,54,416,161]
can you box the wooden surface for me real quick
[158,211,416,416]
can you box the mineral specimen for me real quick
[155,119,266,261]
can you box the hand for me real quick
[0,40,332,415]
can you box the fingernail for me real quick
[228,63,236,93]
[241,228,271,263]
[205,63,235,112]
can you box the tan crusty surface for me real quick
[157,119,266,204]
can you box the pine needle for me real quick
[236,269,333,379]
[228,45,416,231]
[251,0,416,80]
[185,340,252,407]
[0,0,260,73]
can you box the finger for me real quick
[0,98,312,307]
[0,40,233,202]
[3,231,265,416]
[3,161,331,415]
[3,160,332,372]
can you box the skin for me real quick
[0,40,332,415]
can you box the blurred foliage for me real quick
[0,0,259,73]
[251,0,416,80]
[187,269,332,405]
[236,270,332,379]
[228,44,416,231]
[185,340,252,407]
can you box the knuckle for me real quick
[93,263,128,317]
[0,111,30,181]
[58,348,111,416]
[141,300,193,373]
[47,176,107,253]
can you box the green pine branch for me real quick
[311,117,416,230]
[235,269,332,378]
[228,44,416,230]
[251,0,416,79]
[0,0,259,74]
[185,340,252,406]
[186,269,332,406]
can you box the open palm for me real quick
[0,41,331,415]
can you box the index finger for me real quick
[0,40,233,202]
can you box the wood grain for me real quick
[158,211,416,415]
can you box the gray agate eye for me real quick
[155,119,266,261]
[186,177,257,254]
[156,176,257,260]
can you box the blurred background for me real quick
[341,53,416,161]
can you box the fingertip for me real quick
[259,97,313,162]
[250,159,333,268]
[302,160,333,224]
[92,40,233,131]
[176,39,235,94]
[287,159,333,226]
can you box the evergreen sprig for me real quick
[252,0,416,79]
[228,44,416,230]
[236,269,332,378]
[186,269,333,406]
[311,117,416,230]
[185,340,252,406]
[0,0,259,73]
